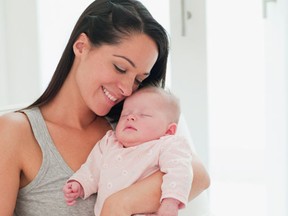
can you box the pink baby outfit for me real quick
[69,130,193,216]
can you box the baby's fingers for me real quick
[70,182,80,193]
[66,199,77,206]
[64,192,79,205]
[62,183,71,193]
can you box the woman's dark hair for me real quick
[29,0,169,121]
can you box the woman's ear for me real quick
[165,123,177,135]
[73,33,90,56]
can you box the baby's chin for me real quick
[118,139,141,148]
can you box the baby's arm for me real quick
[159,136,194,208]
[63,180,84,206]
[63,131,111,203]
[100,137,208,215]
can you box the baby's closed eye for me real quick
[140,114,152,117]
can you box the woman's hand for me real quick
[100,172,163,216]
[146,198,180,216]
[188,151,210,200]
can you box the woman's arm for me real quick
[0,114,22,215]
[100,155,210,215]
[176,115,211,200]
[189,151,210,200]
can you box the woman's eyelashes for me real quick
[113,64,143,86]
[114,64,126,74]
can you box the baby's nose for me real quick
[127,114,136,121]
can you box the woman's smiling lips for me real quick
[102,87,118,102]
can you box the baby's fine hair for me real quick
[137,86,181,123]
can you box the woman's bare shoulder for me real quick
[0,111,32,148]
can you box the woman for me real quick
[0,0,210,215]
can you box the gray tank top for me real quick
[14,107,96,216]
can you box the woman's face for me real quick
[73,33,159,116]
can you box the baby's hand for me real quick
[63,180,84,206]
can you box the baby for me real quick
[63,86,193,216]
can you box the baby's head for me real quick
[133,86,180,122]
[115,86,180,147]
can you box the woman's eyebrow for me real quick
[113,54,136,68]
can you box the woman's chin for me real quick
[90,107,111,117]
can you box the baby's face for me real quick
[115,90,171,147]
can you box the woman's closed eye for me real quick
[114,64,143,87]
[114,64,126,74]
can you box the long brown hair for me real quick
[29,0,169,121]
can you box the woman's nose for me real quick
[118,76,135,97]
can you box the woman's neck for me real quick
[40,72,97,130]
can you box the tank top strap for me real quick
[14,107,96,215]
[22,107,73,174]
[22,107,53,152]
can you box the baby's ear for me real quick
[165,123,177,135]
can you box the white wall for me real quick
[0,0,40,107]
[264,0,288,215]
[169,0,209,168]
[0,0,8,105]
[207,1,267,215]
[37,0,94,91]
[207,0,288,215]
[168,2,210,215]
